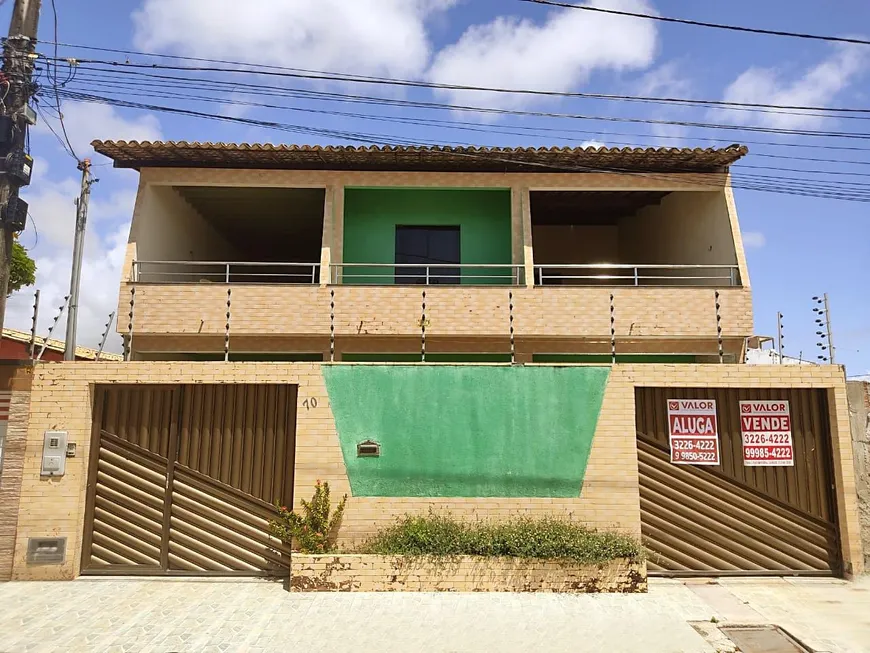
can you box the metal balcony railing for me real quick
[132,261,321,284]
[331,263,524,286]
[534,264,740,287]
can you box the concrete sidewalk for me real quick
[0,576,868,653]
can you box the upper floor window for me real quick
[395,226,460,284]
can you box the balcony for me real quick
[122,259,751,360]
[534,264,739,287]
[121,183,750,360]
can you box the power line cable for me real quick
[49,63,870,144]
[38,52,870,119]
[55,78,870,186]
[50,88,870,202]
[53,67,870,166]
[518,0,870,46]
[48,0,80,162]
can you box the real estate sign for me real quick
[739,400,794,467]
[667,398,720,465]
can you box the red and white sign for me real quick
[739,400,793,467]
[667,399,720,465]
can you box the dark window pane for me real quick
[395,226,460,284]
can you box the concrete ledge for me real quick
[291,554,646,592]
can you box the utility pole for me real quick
[823,293,836,365]
[64,159,93,360]
[0,0,41,334]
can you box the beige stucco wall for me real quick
[847,381,870,569]
[532,224,619,265]
[130,185,239,263]
[620,191,738,268]
[8,361,862,580]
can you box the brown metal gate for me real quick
[635,387,841,576]
[81,385,296,576]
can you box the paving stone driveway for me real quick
[1,576,868,652]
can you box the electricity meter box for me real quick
[40,430,68,477]
[1,195,27,231]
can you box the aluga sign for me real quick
[667,399,720,465]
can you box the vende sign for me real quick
[667,399,720,465]
[739,400,793,467]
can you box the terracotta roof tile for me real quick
[91,141,747,173]
[2,328,123,361]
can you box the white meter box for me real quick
[40,430,68,477]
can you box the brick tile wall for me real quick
[9,361,862,580]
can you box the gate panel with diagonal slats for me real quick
[81,384,296,576]
[635,387,841,576]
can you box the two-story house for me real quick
[102,141,752,363]
[1,142,861,584]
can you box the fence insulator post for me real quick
[125,286,135,362]
[715,291,724,364]
[610,293,616,364]
[330,289,335,363]
[509,291,515,364]
[421,290,426,362]
[224,288,231,362]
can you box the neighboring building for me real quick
[0,328,123,362]
[744,336,817,366]
[0,142,863,583]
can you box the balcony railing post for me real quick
[225,263,230,284]
[729,267,737,287]
[312,265,317,284]
[634,267,639,286]
[425,266,430,286]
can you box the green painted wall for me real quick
[342,188,512,284]
[323,365,610,497]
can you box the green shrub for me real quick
[270,480,347,553]
[359,512,641,564]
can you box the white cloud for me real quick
[133,0,457,78]
[427,0,658,109]
[632,61,693,146]
[742,231,766,248]
[6,208,130,353]
[715,44,869,130]
[10,102,162,353]
[35,101,162,158]
[581,140,606,148]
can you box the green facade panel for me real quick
[342,188,512,284]
[322,365,610,498]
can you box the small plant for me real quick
[270,480,348,553]
[358,511,642,564]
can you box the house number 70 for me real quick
[302,397,318,410]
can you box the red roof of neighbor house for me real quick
[1,328,123,361]
[91,141,748,173]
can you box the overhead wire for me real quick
[48,0,80,162]
[55,64,870,151]
[32,40,870,114]
[49,87,870,202]
[35,51,870,114]
[518,0,870,46]
[52,65,870,171]
[28,42,870,200]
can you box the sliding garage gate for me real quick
[636,387,841,576]
[81,385,296,576]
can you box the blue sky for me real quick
[3,0,868,375]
